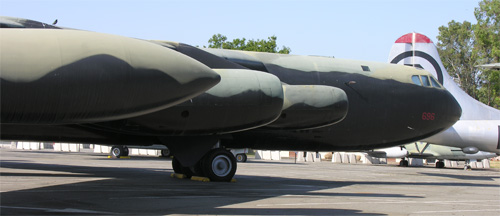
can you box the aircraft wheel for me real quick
[172,157,183,174]
[181,167,195,178]
[172,157,199,178]
[399,159,408,167]
[161,148,171,157]
[122,146,129,156]
[189,161,205,177]
[110,146,127,157]
[436,161,444,168]
[203,149,237,182]
[235,154,247,162]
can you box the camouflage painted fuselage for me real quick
[202,49,462,151]
[0,16,462,152]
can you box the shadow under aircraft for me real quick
[0,16,461,181]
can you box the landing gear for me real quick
[435,160,445,168]
[172,148,237,182]
[110,145,129,157]
[161,137,237,182]
[203,149,237,182]
[399,158,409,167]
[172,157,182,174]
[161,148,171,157]
[235,153,247,162]
[172,157,202,178]
[464,159,472,170]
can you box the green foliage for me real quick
[477,69,500,107]
[207,34,291,54]
[437,20,480,99]
[475,0,500,108]
[475,0,500,63]
[437,0,500,108]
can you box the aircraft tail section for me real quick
[388,32,500,120]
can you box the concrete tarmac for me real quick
[1,148,499,215]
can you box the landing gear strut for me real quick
[464,159,472,170]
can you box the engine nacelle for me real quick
[99,69,284,135]
[266,85,348,130]
[1,29,220,124]
[462,146,479,154]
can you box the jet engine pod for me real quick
[120,69,284,135]
[266,85,348,130]
[0,29,220,124]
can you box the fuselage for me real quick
[201,49,461,151]
[0,17,462,152]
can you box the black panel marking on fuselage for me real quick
[390,51,443,85]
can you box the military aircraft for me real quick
[368,144,496,168]
[388,33,500,167]
[0,17,461,181]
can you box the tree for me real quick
[207,34,228,49]
[437,0,500,108]
[437,20,480,98]
[474,0,500,108]
[207,34,291,54]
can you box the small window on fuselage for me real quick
[412,75,443,89]
[421,75,431,87]
[412,75,422,86]
[430,76,442,88]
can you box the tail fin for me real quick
[388,32,500,120]
[388,33,446,84]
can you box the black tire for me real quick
[172,157,198,178]
[110,146,125,157]
[436,161,445,168]
[403,160,409,167]
[202,149,237,182]
[235,154,247,162]
[399,159,408,167]
[172,157,183,174]
[181,166,195,178]
[189,160,205,177]
[161,148,171,157]
[122,146,129,156]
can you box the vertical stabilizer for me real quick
[388,33,500,120]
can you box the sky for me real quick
[0,0,481,62]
